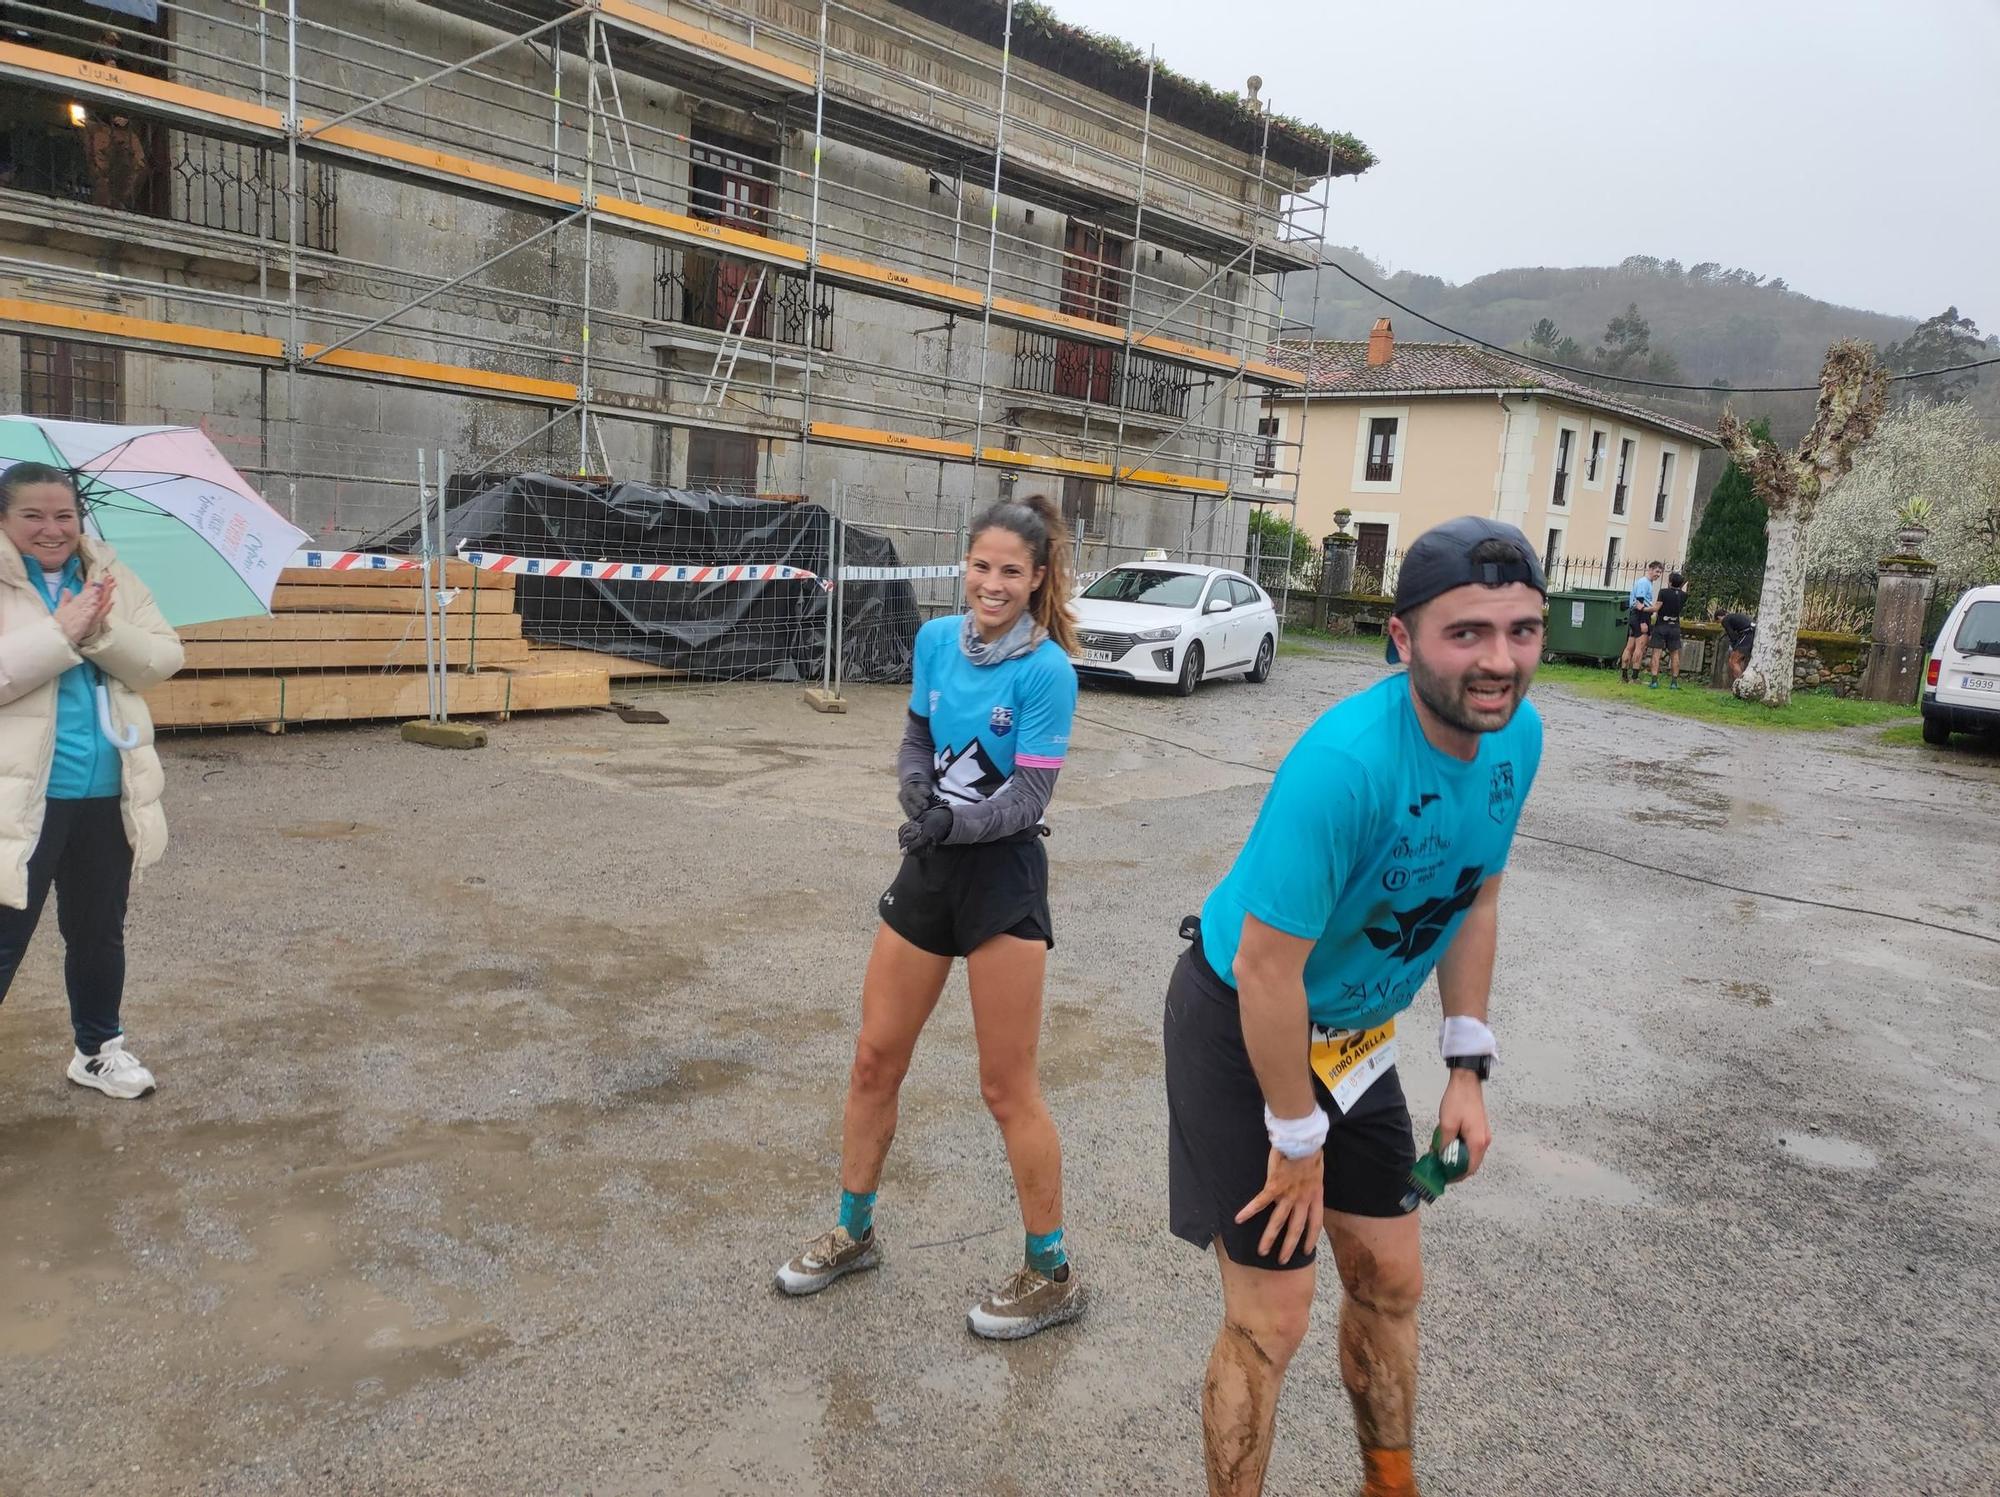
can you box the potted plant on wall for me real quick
[1893,496,1934,554]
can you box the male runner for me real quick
[1716,607,1756,685]
[1619,560,1663,681]
[1646,571,1688,688]
[1164,515,1546,1497]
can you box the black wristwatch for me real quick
[1445,1054,1494,1081]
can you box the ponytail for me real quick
[967,494,1079,656]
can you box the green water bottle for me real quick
[1400,1127,1471,1211]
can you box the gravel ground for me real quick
[1,642,1996,1496]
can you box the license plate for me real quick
[1084,649,1114,662]
[1964,675,1999,693]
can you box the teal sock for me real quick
[1026,1226,1067,1275]
[838,1188,876,1240]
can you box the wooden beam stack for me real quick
[146,560,614,730]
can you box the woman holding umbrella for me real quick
[0,461,182,1098]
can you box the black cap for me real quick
[1385,516,1546,664]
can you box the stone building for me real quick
[0,0,1367,568]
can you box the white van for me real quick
[1922,583,2000,745]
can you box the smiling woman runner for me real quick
[776,495,1083,1340]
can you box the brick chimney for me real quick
[1366,317,1394,367]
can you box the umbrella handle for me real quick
[96,681,142,751]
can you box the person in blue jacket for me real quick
[777,493,1084,1341]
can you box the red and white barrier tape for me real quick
[287,547,826,588]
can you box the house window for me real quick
[1365,416,1398,482]
[686,427,760,493]
[1654,451,1676,524]
[1586,430,1606,483]
[21,336,121,421]
[1552,428,1574,506]
[1603,534,1621,586]
[1544,527,1562,574]
[1355,522,1389,584]
[1060,476,1099,538]
[1055,223,1127,404]
[690,126,776,234]
[1254,416,1281,481]
[1613,437,1635,515]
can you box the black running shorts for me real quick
[1626,614,1651,639]
[1165,943,1416,1271]
[1653,622,1682,652]
[878,834,1053,958]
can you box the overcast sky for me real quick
[1048,0,1999,330]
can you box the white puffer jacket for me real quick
[0,533,184,910]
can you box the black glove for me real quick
[898,804,953,856]
[898,777,935,821]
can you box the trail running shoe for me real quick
[967,1263,1084,1340]
[1649,677,1660,689]
[775,1225,879,1296]
[66,1036,155,1099]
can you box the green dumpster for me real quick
[1544,587,1631,664]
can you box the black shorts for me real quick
[878,834,1052,958]
[1653,622,1682,652]
[1729,631,1755,659]
[1626,615,1651,639]
[1164,944,1416,1271]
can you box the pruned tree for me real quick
[1717,339,1889,705]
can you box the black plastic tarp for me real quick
[384,475,920,683]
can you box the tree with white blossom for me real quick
[1807,399,2000,583]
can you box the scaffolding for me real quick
[0,0,1355,580]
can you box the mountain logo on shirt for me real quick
[935,739,1007,804]
[1487,763,1516,824]
[1362,866,1484,962]
[989,705,1014,736]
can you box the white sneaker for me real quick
[67,1036,156,1099]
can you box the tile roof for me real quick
[1269,339,1719,445]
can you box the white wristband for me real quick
[1264,1104,1330,1160]
[1440,1015,1498,1061]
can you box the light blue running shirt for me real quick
[909,616,1076,805]
[1200,672,1542,1031]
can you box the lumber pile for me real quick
[147,559,614,730]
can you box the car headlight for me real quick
[1134,625,1182,642]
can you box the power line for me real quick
[1310,260,2000,395]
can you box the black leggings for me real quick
[0,798,133,1055]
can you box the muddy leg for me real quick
[1330,1211,1424,1497]
[1203,1242,1315,1497]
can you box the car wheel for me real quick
[1921,714,1952,746]
[1247,634,1275,684]
[1174,641,1204,697]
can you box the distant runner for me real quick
[1647,570,1688,689]
[776,495,1085,1340]
[1619,560,1664,682]
[1717,607,1757,686]
[1164,516,1546,1497]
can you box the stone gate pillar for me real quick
[1860,550,1938,702]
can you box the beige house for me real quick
[1258,321,1719,585]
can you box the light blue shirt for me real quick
[1200,673,1542,1031]
[1628,577,1657,612]
[909,615,1076,804]
[28,557,120,800]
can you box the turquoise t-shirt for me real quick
[29,557,121,801]
[1200,672,1542,1031]
[909,615,1077,804]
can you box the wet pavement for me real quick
[2,642,1996,1495]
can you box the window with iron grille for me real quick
[1552,428,1574,506]
[1055,223,1126,405]
[1254,416,1281,481]
[687,427,761,494]
[1365,417,1398,482]
[1603,534,1621,585]
[1654,451,1675,524]
[1060,476,1099,538]
[1586,430,1606,483]
[1613,437,1635,515]
[21,336,121,421]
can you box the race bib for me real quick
[1309,1019,1397,1114]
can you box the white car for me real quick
[1070,562,1279,695]
[1922,582,2000,745]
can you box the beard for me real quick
[1407,645,1523,736]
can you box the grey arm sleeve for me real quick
[898,710,935,786]
[943,764,1060,845]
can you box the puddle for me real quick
[1777,1132,1878,1170]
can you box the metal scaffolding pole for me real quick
[965,0,1017,526]
[1200,104,1276,557]
[578,12,599,476]
[795,0,831,493]
[284,0,300,522]
[301,10,582,139]
[1103,48,1156,542]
